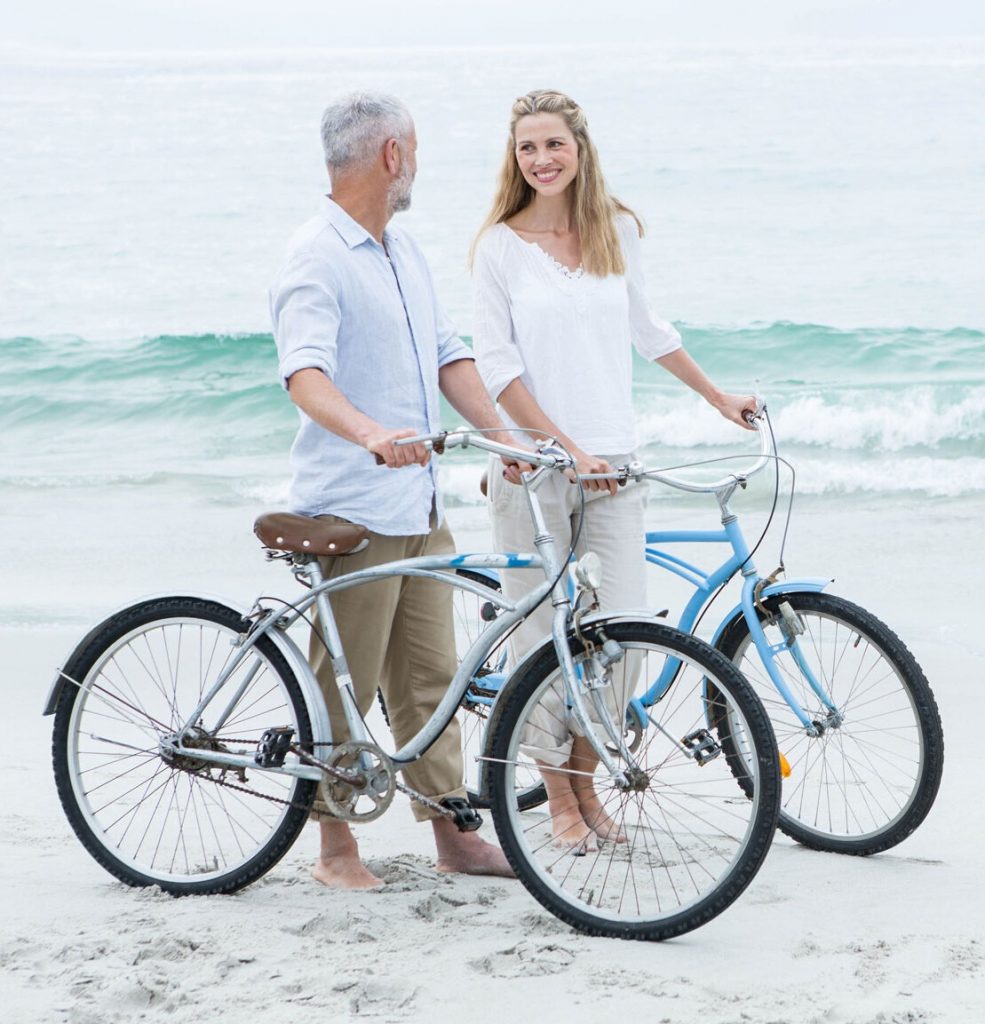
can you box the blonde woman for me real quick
[471,89,756,851]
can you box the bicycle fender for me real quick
[503,608,666,699]
[260,624,334,751]
[475,610,666,801]
[42,589,239,716]
[709,577,832,648]
[42,592,334,752]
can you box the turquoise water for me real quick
[3,324,982,504]
[2,41,984,521]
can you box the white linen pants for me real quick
[487,454,648,766]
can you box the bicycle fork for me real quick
[739,575,841,736]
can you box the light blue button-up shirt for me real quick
[269,197,472,535]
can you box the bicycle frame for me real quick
[144,462,638,784]
[452,467,840,738]
[643,511,835,734]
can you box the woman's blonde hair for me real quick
[471,89,643,276]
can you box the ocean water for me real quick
[2,324,982,510]
[2,41,984,623]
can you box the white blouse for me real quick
[471,215,682,454]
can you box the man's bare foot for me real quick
[311,855,384,889]
[312,818,384,889]
[432,817,515,877]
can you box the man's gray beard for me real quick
[387,173,413,214]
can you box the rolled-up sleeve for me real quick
[472,232,526,401]
[431,274,473,369]
[269,251,342,389]
[619,217,682,361]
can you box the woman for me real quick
[471,89,756,850]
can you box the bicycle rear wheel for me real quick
[486,620,780,940]
[716,591,944,855]
[52,597,317,894]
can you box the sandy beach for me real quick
[3,27,983,1021]
[3,495,983,1024]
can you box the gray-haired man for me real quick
[270,92,519,888]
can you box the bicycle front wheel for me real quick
[486,621,780,941]
[716,591,944,855]
[52,597,317,894]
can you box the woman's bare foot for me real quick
[537,758,598,853]
[577,794,627,844]
[549,802,598,853]
[311,819,384,889]
[432,818,515,877]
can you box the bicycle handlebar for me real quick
[625,407,773,494]
[392,430,570,469]
[388,403,772,495]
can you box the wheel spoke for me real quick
[721,593,942,852]
[488,622,778,939]
[56,601,316,893]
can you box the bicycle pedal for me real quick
[255,727,295,768]
[681,728,721,766]
[440,797,483,832]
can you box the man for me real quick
[269,92,520,889]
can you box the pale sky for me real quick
[4,0,984,53]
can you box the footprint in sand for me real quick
[333,977,419,1017]
[469,940,575,978]
[411,892,467,922]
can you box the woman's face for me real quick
[513,112,579,197]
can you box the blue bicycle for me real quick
[456,410,944,856]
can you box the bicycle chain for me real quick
[175,739,455,822]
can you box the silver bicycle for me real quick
[44,431,781,941]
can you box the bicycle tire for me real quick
[486,620,780,940]
[716,591,944,855]
[52,596,317,894]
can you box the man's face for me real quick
[388,127,417,214]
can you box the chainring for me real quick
[320,740,395,822]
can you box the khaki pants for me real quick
[308,511,466,821]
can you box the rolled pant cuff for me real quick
[308,787,470,824]
[410,786,468,823]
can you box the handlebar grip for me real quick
[743,395,766,425]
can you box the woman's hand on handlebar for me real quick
[569,450,619,495]
[497,431,536,484]
[713,393,760,430]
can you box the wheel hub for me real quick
[161,726,232,776]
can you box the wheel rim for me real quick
[498,641,767,927]
[731,605,926,844]
[65,617,306,885]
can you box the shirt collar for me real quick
[319,195,397,252]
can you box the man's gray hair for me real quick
[320,92,413,174]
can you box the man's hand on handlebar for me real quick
[367,428,431,468]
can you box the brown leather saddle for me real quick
[253,512,369,556]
